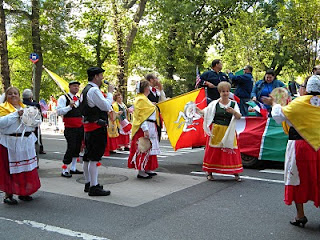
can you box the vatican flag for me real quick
[157,88,207,150]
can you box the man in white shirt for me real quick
[80,67,114,196]
[57,81,84,178]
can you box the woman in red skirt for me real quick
[0,87,41,205]
[199,82,243,181]
[271,75,320,227]
[127,80,160,179]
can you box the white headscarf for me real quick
[306,75,320,93]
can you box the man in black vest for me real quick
[57,81,84,178]
[145,73,166,141]
[80,67,114,196]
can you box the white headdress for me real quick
[306,75,320,93]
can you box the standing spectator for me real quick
[198,82,243,181]
[128,80,160,179]
[22,89,46,154]
[251,69,285,115]
[0,87,40,205]
[80,67,114,196]
[57,81,84,178]
[199,59,230,103]
[228,65,254,116]
[271,75,320,227]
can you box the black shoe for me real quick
[137,174,152,179]
[4,197,18,205]
[84,183,103,193]
[290,216,308,228]
[39,151,46,154]
[146,172,157,176]
[70,169,83,174]
[88,185,110,196]
[61,172,72,178]
[18,196,33,201]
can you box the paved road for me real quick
[0,133,319,240]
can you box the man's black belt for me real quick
[7,132,32,137]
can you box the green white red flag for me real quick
[236,117,288,162]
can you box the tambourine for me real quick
[21,106,41,127]
[137,137,152,153]
[270,87,289,106]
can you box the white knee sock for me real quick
[70,157,77,171]
[88,161,98,187]
[83,161,90,183]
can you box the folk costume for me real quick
[202,99,243,175]
[80,67,113,196]
[127,92,161,178]
[0,101,40,202]
[57,84,84,178]
[107,110,119,152]
[112,101,131,150]
[272,77,320,207]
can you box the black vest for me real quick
[148,91,159,103]
[80,84,108,123]
[64,95,82,118]
[213,101,235,126]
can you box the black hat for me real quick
[87,67,105,77]
[69,80,80,86]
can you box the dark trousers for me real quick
[63,127,84,165]
[239,98,250,116]
[83,127,107,162]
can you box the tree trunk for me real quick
[31,0,43,102]
[112,0,127,102]
[0,0,11,90]
[111,0,148,104]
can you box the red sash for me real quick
[83,122,102,132]
[63,117,83,128]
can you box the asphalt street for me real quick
[0,132,319,240]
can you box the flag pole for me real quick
[42,65,73,102]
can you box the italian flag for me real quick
[236,117,288,162]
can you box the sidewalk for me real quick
[38,159,205,207]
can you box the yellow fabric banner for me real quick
[43,67,69,93]
[282,95,320,150]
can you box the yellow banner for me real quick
[43,67,69,93]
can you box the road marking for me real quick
[103,156,127,160]
[190,171,284,184]
[259,169,284,175]
[42,137,66,141]
[0,217,109,240]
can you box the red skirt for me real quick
[117,134,130,147]
[127,128,158,171]
[284,140,320,207]
[108,136,119,151]
[0,145,40,196]
[202,136,243,174]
